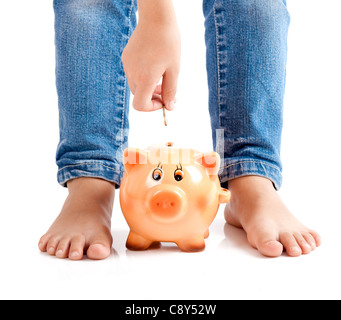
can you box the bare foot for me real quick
[38,178,115,260]
[224,176,321,257]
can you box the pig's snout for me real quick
[148,187,185,222]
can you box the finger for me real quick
[133,84,156,111]
[152,93,163,103]
[151,99,164,111]
[150,94,163,110]
[133,84,163,112]
[154,84,162,95]
[133,96,163,111]
[162,69,179,111]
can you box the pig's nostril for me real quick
[156,201,175,208]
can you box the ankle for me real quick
[228,175,275,194]
[67,177,116,207]
[68,177,114,192]
[226,176,277,223]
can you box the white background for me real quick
[0,0,340,300]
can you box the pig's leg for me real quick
[126,231,153,251]
[204,229,210,239]
[176,235,206,252]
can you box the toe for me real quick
[309,229,322,247]
[38,234,49,252]
[87,233,112,260]
[258,240,283,258]
[86,231,112,260]
[280,232,302,257]
[302,232,316,251]
[46,236,61,256]
[249,229,283,258]
[69,235,85,260]
[294,232,311,255]
[87,243,111,260]
[56,238,71,259]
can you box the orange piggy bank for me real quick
[119,143,231,252]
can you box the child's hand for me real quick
[121,0,181,112]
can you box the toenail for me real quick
[290,246,301,254]
[265,241,278,246]
[48,247,55,254]
[70,251,80,258]
[309,242,316,249]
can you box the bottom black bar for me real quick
[116,301,226,318]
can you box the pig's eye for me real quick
[152,168,163,181]
[174,169,184,182]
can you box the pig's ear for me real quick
[123,148,148,174]
[194,151,221,176]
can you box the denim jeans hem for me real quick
[57,161,124,189]
[219,159,282,190]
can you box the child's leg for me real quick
[39,0,137,260]
[203,0,321,257]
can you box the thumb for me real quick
[162,69,179,111]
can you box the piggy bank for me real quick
[119,143,231,252]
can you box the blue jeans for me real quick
[54,0,290,190]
